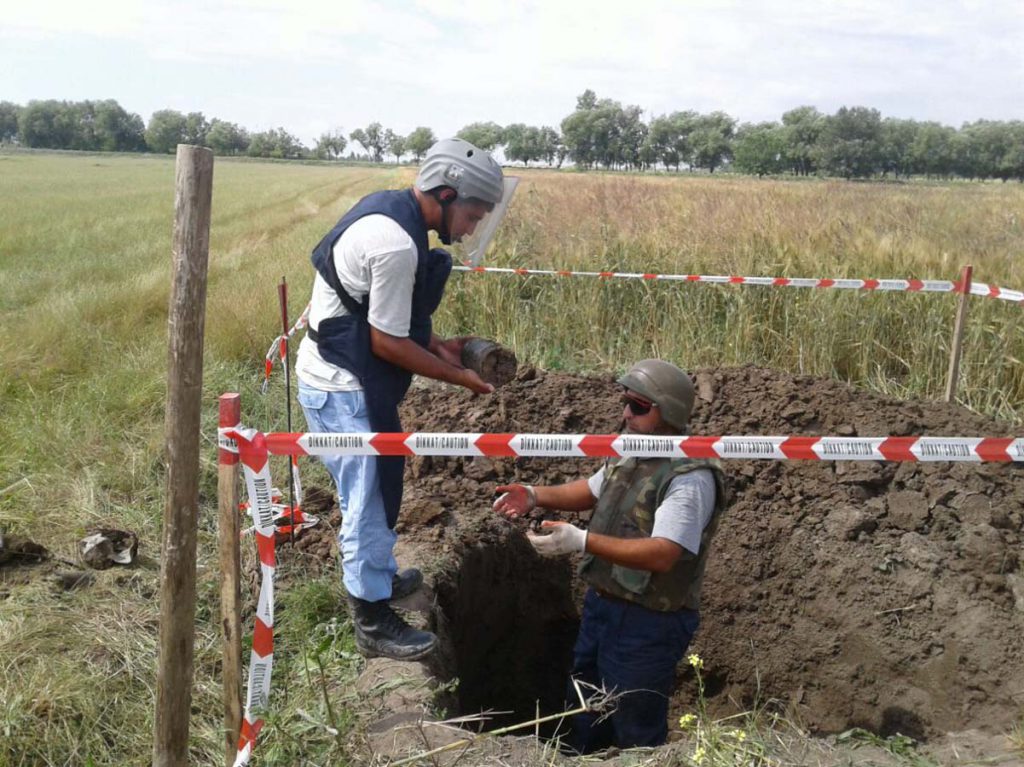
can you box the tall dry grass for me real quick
[442,170,1024,422]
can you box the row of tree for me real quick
[725,107,1024,181]
[0,100,309,159]
[0,99,441,162]
[544,91,1024,181]
[2,95,1022,181]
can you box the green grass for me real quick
[0,152,1022,765]
[0,152,397,765]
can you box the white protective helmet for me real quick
[415,138,504,207]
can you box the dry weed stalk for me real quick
[386,681,623,767]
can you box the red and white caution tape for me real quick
[227,431,1024,463]
[290,455,303,509]
[261,268,1020,382]
[239,486,318,538]
[218,423,314,766]
[452,265,1024,305]
[262,305,310,394]
[224,427,276,767]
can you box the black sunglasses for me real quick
[621,394,655,416]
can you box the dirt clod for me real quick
[0,532,48,566]
[53,570,94,591]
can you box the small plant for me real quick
[431,675,460,719]
[677,653,773,766]
[1009,717,1024,756]
[835,727,939,767]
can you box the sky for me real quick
[1,0,1022,147]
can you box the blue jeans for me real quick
[564,588,700,753]
[297,382,397,602]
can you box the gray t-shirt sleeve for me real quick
[586,467,605,499]
[650,469,717,555]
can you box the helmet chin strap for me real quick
[431,189,456,245]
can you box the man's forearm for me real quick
[584,532,683,574]
[371,328,468,386]
[534,479,596,512]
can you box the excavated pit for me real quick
[427,531,580,735]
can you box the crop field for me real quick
[1,151,1022,765]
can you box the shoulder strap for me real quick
[653,460,684,507]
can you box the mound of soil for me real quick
[402,365,1023,737]
[281,365,1024,742]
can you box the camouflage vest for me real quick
[579,457,726,612]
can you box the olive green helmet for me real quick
[415,137,504,206]
[617,359,695,431]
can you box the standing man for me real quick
[298,138,506,661]
[494,360,726,752]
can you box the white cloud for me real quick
[2,0,145,39]
[2,0,1021,144]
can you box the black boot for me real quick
[390,567,423,600]
[348,596,437,661]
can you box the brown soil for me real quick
[280,364,1024,751]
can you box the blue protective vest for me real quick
[308,189,452,527]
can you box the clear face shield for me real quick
[451,176,519,266]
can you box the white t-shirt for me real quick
[587,464,716,555]
[296,214,418,391]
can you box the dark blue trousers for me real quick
[563,588,700,754]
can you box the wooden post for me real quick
[944,264,973,403]
[218,393,243,766]
[153,144,214,767]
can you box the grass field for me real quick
[1,151,1022,765]
[451,170,1024,419]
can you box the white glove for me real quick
[527,522,587,557]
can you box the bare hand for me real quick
[493,484,535,519]
[434,335,470,368]
[460,368,495,395]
